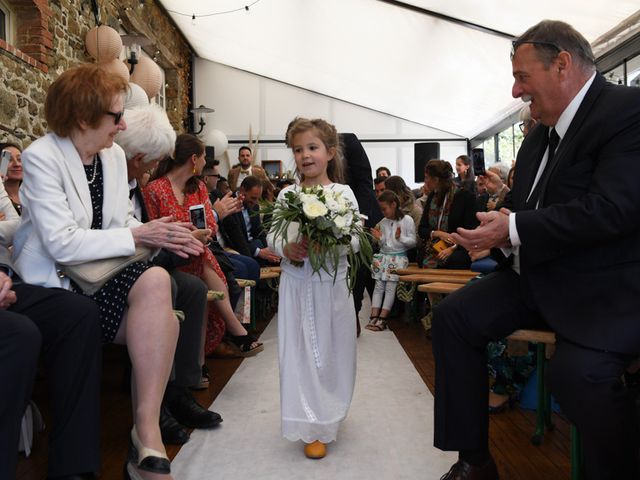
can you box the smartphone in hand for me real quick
[0,150,11,179]
[189,204,207,229]
[471,148,485,176]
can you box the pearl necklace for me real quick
[86,155,98,185]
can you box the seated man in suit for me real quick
[0,172,102,480]
[436,20,640,480]
[227,146,268,192]
[224,175,280,267]
[202,160,259,306]
[117,104,222,446]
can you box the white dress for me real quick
[267,183,359,443]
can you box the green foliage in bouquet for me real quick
[260,185,373,291]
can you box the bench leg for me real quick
[570,425,584,480]
[532,342,546,445]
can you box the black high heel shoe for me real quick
[124,426,170,479]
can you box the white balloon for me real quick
[124,82,149,109]
[203,129,228,159]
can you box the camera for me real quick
[189,204,207,229]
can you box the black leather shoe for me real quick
[440,457,499,480]
[167,388,223,429]
[160,404,190,445]
[48,474,96,480]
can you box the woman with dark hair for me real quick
[418,159,478,269]
[144,133,263,357]
[0,142,22,214]
[454,154,476,193]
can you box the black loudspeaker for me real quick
[205,146,215,162]
[414,142,440,183]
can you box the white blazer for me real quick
[12,133,141,289]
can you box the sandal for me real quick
[365,316,379,331]
[226,333,264,357]
[369,318,387,332]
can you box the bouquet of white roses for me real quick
[261,184,372,291]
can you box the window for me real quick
[0,0,12,43]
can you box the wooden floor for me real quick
[17,305,571,480]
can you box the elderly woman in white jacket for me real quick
[12,64,202,480]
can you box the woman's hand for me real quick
[0,271,16,310]
[192,228,212,245]
[131,216,204,258]
[437,246,455,262]
[370,227,382,241]
[283,237,308,262]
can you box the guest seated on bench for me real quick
[12,63,201,480]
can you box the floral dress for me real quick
[143,177,226,354]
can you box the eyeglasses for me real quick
[510,40,561,60]
[105,110,125,124]
[518,122,525,132]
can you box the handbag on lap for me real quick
[60,246,152,295]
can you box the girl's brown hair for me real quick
[377,190,404,220]
[286,117,345,184]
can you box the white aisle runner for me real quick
[172,307,456,480]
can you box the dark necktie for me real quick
[526,128,560,209]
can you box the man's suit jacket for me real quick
[13,133,140,289]
[341,133,383,229]
[507,73,640,355]
[227,165,268,192]
[224,205,266,258]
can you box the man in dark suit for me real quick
[223,175,280,266]
[0,243,102,480]
[118,105,222,446]
[436,20,640,479]
[340,133,384,332]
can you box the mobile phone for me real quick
[0,150,11,178]
[471,148,485,176]
[189,204,207,229]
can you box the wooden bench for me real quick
[394,266,479,276]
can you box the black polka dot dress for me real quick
[74,156,151,343]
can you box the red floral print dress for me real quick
[143,177,226,354]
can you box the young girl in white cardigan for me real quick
[367,190,416,331]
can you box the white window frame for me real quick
[0,0,14,44]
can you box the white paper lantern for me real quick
[204,129,228,159]
[129,56,162,100]
[124,82,149,109]
[100,58,130,84]
[85,25,122,62]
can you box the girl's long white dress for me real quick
[267,183,359,443]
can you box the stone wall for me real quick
[0,0,193,148]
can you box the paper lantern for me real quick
[204,129,228,159]
[100,58,130,84]
[85,25,122,62]
[129,56,162,99]
[124,82,149,109]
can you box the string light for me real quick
[167,0,262,20]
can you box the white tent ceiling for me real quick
[158,0,639,139]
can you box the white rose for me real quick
[300,193,316,205]
[325,197,340,212]
[334,214,348,229]
[303,199,328,219]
